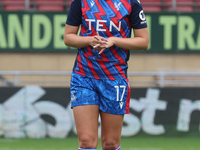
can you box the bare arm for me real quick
[93,27,149,54]
[106,28,149,51]
[64,24,108,48]
[64,24,149,53]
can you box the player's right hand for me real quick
[92,32,108,53]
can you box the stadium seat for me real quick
[197,0,200,11]
[2,0,30,11]
[66,0,73,9]
[35,0,65,11]
[140,0,163,12]
[165,0,195,12]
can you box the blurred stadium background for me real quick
[0,0,200,150]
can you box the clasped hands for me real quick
[90,32,113,54]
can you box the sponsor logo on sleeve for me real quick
[139,10,147,24]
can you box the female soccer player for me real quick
[64,0,149,149]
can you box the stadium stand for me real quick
[34,0,65,11]
[140,0,164,12]
[197,0,200,11]
[0,0,69,11]
[1,0,31,11]
[165,0,195,12]
[0,0,199,12]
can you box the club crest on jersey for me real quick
[114,2,122,10]
[86,19,121,32]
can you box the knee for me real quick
[79,135,98,148]
[102,140,119,150]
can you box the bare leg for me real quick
[100,111,124,150]
[73,105,99,148]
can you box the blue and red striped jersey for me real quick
[66,0,147,80]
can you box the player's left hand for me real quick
[93,33,117,54]
[97,37,116,54]
[93,32,108,54]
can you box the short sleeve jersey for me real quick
[66,0,147,80]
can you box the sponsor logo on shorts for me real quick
[119,102,124,109]
[71,91,76,101]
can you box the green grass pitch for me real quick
[0,137,200,150]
